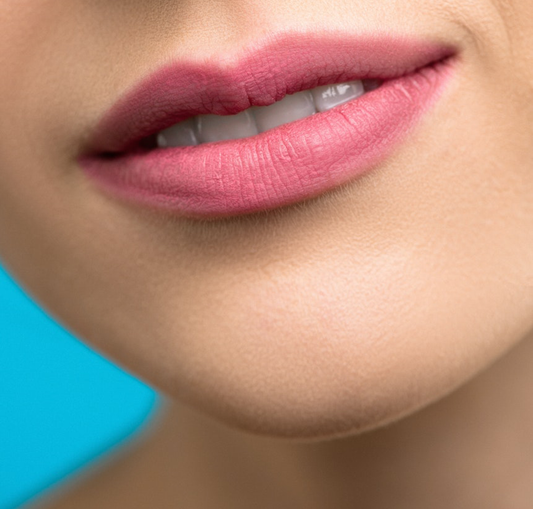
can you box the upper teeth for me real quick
[157,79,375,148]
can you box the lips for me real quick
[79,32,456,218]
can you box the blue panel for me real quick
[0,264,159,509]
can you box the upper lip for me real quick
[85,31,455,155]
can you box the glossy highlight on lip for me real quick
[80,32,456,218]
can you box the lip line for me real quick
[86,31,456,155]
[79,32,456,219]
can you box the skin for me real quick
[0,0,532,507]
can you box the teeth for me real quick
[252,90,317,133]
[197,109,258,143]
[157,117,198,148]
[311,80,364,112]
[156,79,380,148]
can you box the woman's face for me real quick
[1,0,532,439]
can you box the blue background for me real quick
[0,263,159,509]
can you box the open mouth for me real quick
[146,79,383,149]
[79,32,456,219]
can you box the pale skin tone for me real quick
[0,0,532,508]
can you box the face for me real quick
[1,0,532,439]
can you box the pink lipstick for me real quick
[79,32,456,218]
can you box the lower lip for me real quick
[80,60,454,219]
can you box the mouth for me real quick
[79,31,456,219]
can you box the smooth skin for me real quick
[1,0,532,507]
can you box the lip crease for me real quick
[79,31,456,218]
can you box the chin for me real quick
[62,226,531,443]
[142,278,533,441]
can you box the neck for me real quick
[45,331,533,509]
